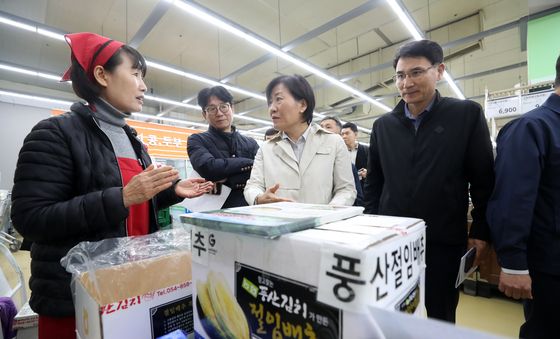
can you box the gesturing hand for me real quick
[175,178,214,198]
[255,184,294,205]
[123,164,179,207]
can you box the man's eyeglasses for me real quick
[393,65,437,82]
[204,103,231,114]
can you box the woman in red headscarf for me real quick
[10,32,213,339]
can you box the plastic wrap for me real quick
[62,228,192,305]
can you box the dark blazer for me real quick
[364,91,495,246]
[487,93,560,275]
[11,102,181,316]
[352,164,364,206]
[355,143,369,172]
[187,126,259,208]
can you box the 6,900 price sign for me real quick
[485,90,553,119]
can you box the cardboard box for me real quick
[187,213,426,339]
[74,251,193,339]
[13,302,38,330]
[13,302,39,339]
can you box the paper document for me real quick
[180,170,231,212]
[455,247,477,288]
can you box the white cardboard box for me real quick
[13,302,39,339]
[74,252,193,339]
[187,213,426,339]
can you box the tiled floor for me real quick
[4,249,525,338]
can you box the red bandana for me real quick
[61,32,124,82]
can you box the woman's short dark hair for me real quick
[197,86,234,110]
[265,74,315,124]
[71,45,146,103]
[393,39,444,69]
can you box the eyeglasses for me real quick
[204,103,231,114]
[393,65,437,82]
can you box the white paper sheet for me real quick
[179,170,231,212]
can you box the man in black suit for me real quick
[341,122,369,188]
[363,40,494,323]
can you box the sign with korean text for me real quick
[127,120,200,159]
[51,109,201,159]
[149,295,193,337]
[317,228,425,311]
[236,262,342,339]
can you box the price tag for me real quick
[484,96,520,119]
[485,90,553,119]
[521,90,553,113]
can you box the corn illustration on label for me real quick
[196,271,250,339]
[235,262,342,339]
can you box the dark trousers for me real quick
[425,244,465,323]
[519,270,560,339]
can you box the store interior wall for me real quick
[0,101,50,189]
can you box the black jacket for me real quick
[187,126,259,208]
[355,143,369,172]
[11,103,181,317]
[364,91,494,245]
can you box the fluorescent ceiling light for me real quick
[0,63,62,81]
[234,114,273,126]
[37,28,65,41]
[146,61,266,101]
[0,62,273,129]
[385,0,466,99]
[386,0,423,41]
[0,16,35,32]
[134,113,262,138]
[172,0,392,112]
[1,10,377,134]
[144,94,199,109]
[0,13,265,102]
[442,71,466,100]
[0,14,65,40]
[132,112,208,128]
[0,63,213,114]
[0,89,73,107]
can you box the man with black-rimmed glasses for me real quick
[187,86,259,208]
[363,39,495,323]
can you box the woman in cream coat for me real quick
[244,75,356,206]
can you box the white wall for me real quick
[0,101,51,189]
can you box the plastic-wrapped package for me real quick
[62,228,191,304]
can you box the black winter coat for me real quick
[11,102,181,317]
[187,126,259,208]
[364,91,495,246]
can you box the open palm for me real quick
[175,178,214,198]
